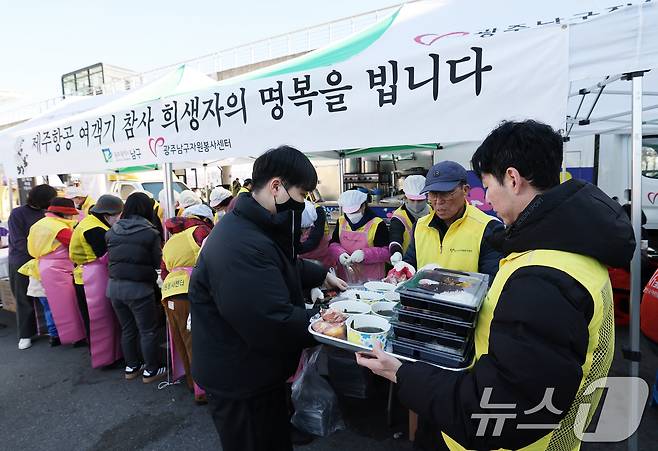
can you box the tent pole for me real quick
[7,178,14,213]
[163,162,175,241]
[339,152,345,195]
[203,163,209,203]
[627,71,645,451]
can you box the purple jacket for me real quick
[8,205,45,267]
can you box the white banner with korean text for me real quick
[2,25,568,177]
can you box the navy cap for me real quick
[421,161,468,193]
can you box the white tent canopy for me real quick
[2,0,655,178]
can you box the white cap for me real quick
[209,187,233,208]
[301,200,318,228]
[338,190,368,214]
[403,175,427,200]
[179,190,202,209]
[64,185,87,198]
[183,204,214,221]
[159,189,180,207]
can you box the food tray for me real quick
[397,267,489,313]
[308,322,468,371]
[391,320,470,356]
[390,337,474,369]
[393,304,474,337]
[398,295,479,324]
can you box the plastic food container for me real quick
[370,301,399,319]
[391,320,469,356]
[328,300,371,315]
[397,268,489,323]
[393,304,473,338]
[347,314,391,349]
[390,337,474,369]
[343,289,385,304]
[363,281,397,293]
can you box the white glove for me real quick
[186,313,191,332]
[350,249,365,263]
[310,287,324,302]
[390,252,402,265]
[419,263,442,272]
[339,253,351,266]
[394,261,417,275]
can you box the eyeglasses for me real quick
[427,186,462,201]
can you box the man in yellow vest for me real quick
[357,120,635,450]
[238,178,253,195]
[388,160,503,283]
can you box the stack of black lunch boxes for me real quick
[391,268,489,369]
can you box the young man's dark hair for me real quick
[251,145,318,192]
[27,184,58,210]
[472,120,563,191]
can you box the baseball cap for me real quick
[421,161,468,193]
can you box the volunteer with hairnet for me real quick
[69,194,124,368]
[179,189,202,211]
[387,161,503,284]
[64,185,95,220]
[161,203,214,404]
[209,187,233,223]
[299,200,332,269]
[389,175,429,265]
[158,189,182,219]
[328,189,390,283]
[20,198,87,346]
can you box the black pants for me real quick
[207,385,292,451]
[9,263,37,339]
[74,283,91,340]
[111,294,160,372]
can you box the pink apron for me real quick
[165,266,206,398]
[39,246,86,345]
[299,227,332,269]
[335,220,385,284]
[82,254,123,368]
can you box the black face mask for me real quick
[271,186,306,259]
[275,186,306,214]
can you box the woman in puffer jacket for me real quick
[106,192,165,384]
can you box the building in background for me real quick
[61,63,137,97]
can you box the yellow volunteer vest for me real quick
[70,214,110,284]
[154,201,164,221]
[415,204,494,272]
[19,216,75,280]
[337,216,382,247]
[161,226,201,299]
[442,249,615,451]
[80,196,95,215]
[392,207,413,253]
[238,187,250,195]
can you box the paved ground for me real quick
[0,308,657,450]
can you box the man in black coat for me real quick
[356,121,635,450]
[190,146,347,451]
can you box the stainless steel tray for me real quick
[308,321,468,372]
